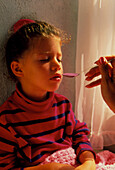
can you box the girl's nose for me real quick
[51,58,62,71]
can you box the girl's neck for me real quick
[17,83,49,102]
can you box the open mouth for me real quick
[50,74,62,81]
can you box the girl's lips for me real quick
[50,74,62,81]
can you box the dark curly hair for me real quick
[5,20,69,82]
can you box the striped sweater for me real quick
[0,85,95,169]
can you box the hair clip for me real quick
[13,19,35,33]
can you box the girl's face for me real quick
[16,36,63,101]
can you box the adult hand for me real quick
[85,56,115,113]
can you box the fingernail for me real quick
[85,72,89,76]
[94,61,98,64]
[99,57,105,64]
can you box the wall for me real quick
[0,0,78,110]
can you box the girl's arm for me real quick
[25,162,75,170]
[74,151,96,170]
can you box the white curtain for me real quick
[75,0,115,150]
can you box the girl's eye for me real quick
[40,57,50,62]
[57,58,62,62]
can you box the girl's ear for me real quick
[11,61,24,78]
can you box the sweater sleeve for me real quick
[0,116,21,169]
[66,102,96,162]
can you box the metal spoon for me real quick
[63,58,115,78]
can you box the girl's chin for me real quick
[48,86,60,92]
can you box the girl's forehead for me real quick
[31,36,61,45]
[29,36,62,50]
[22,36,62,58]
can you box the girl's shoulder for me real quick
[53,93,72,107]
[0,93,16,113]
[54,93,70,102]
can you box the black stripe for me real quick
[0,123,10,131]
[6,111,70,127]
[31,133,70,149]
[17,147,31,162]
[0,108,25,116]
[52,100,69,107]
[16,91,31,104]
[72,134,83,141]
[15,122,72,139]
[31,150,52,162]
[73,128,89,135]
[0,163,9,167]
[0,138,32,163]
[24,132,72,150]
[31,141,53,149]
[0,136,18,147]
[73,141,91,149]
[0,152,13,157]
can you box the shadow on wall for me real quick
[0,0,78,108]
[0,58,15,105]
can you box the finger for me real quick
[95,57,113,78]
[85,66,100,77]
[111,59,115,83]
[111,58,115,67]
[105,56,115,61]
[85,57,114,81]
[95,56,115,64]
[85,79,101,88]
[85,72,100,81]
[98,57,112,81]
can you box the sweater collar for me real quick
[12,84,54,112]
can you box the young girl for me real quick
[0,19,96,169]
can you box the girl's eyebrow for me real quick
[38,51,51,55]
[38,51,62,55]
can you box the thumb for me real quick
[98,57,111,81]
[111,58,115,83]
